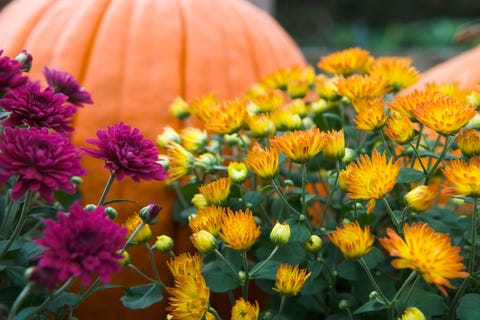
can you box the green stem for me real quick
[213,249,238,279]
[8,283,33,320]
[323,160,340,215]
[379,130,395,159]
[469,197,478,274]
[39,277,76,310]
[97,172,116,206]
[0,198,19,237]
[174,182,189,208]
[242,251,249,300]
[122,221,146,250]
[146,243,166,288]
[391,271,417,303]
[208,306,223,320]
[301,163,307,216]
[402,273,420,307]
[249,245,280,277]
[278,294,287,316]
[358,258,390,306]
[82,277,101,299]
[127,263,155,283]
[271,179,301,215]
[0,191,32,259]
[409,124,424,168]
[382,198,401,231]
[425,135,451,185]
[408,142,428,174]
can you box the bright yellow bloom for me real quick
[370,57,420,91]
[315,74,340,100]
[456,129,480,157]
[317,47,374,75]
[336,74,391,101]
[387,90,439,121]
[287,78,309,99]
[123,214,152,244]
[189,206,224,236]
[219,208,260,251]
[244,142,279,180]
[231,298,260,320]
[425,81,471,102]
[169,96,190,120]
[248,89,284,114]
[270,106,303,130]
[207,98,247,134]
[156,126,181,148]
[384,112,415,145]
[188,92,218,124]
[344,150,400,213]
[166,141,195,182]
[323,129,345,160]
[260,66,304,90]
[404,185,436,212]
[246,113,276,138]
[273,264,311,296]
[190,230,217,254]
[337,165,353,191]
[379,222,468,296]
[328,221,374,260]
[180,127,208,154]
[167,272,210,320]
[354,98,387,131]
[270,127,328,163]
[198,177,231,205]
[167,252,203,279]
[442,157,480,198]
[412,95,477,136]
[228,161,248,183]
[397,307,425,320]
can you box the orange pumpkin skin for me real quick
[0,0,305,318]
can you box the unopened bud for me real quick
[155,235,174,253]
[228,162,248,183]
[304,234,323,252]
[119,251,130,265]
[84,204,97,212]
[138,202,162,225]
[104,207,118,220]
[270,221,290,245]
[15,50,32,72]
[71,176,83,186]
[190,230,216,254]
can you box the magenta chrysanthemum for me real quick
[43,67,93,107]
[0,81,76,134]
[0,50,28,96]
[82,122,167,182]
[0,127,85,202]
[33,202,127,289]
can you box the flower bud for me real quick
[195,153,220,171]
[304,234,323,252]
[84,204,97,212]
[324,129,345,160]
[138,202,162,225]
[404,185,436,212]
[155,235,174,253]
[156,126,181,148]
[71,176,83,186]
[190,230,217,254]
[456,128,480,158]
[119,251,130,265]
[287,79,309,99]
[104,207,118,220]
[224,133,241,146]
[310,98,330,114]
[192,193,209,209]
[169,96,190,120]
[15,50,32,72]
[398,307,426,320]
[342,148,356,163]
[181,127,208,154]
[238,270,247,282]
[270,221,290,245]
[338,299,349,310]
[228,162,248,183]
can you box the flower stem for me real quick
[358,258,390,306]
[146,243,166,289]
[8,282,33,320]
[424,135,451,185]
[322,160,340,215]
[408,142,428,174]
[208,306,223,320]
[382,197,401,231]
[122,221,146,251]
[379,130,395,159]
[39,277,76,310]
[213,249,238,279]
[98,172,116,206]
[242,251,249,300]
[127,263,155,283]
[278,294,287,316]
[301,163,307,217]
[391,270,417,303]
[469,197,478,274]
[249,245,279,278]
[271,179,300,215]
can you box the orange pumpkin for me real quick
[0,0,305,318]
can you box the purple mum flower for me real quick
[82,122,167,182]
[0,50,28,96]
[0,127,86,202]
[33,202,127,289]
[43,67,93,107]
[0,81,76,134]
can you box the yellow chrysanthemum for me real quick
[323,129,345,160]
[287,78,310,99]
[315,74,340,100]
[167,272,210,320]
[231,298,260,320]
[270,127,328,163]
[260,66,304,90]
[198,177,231,205]
[244,142,279,180]
[397,307,426,320]
[328,221,374,260]
[248,89,284,114]
[379,222,468,296]
[207,98,247,134]
[354,98,387,131]
[456,129,480,158]
[219,208,260,251]
[404,185,436,212]
[336,74,391,101]
[245,113,276,138]
[273,264,311,296]
[166,141,195,182]
[337,165,353,192]
[370,56,420,91]
[384,111,415,145]
[425,81,471,102]
[344,150,400,214]
[188,92,218,124]
[442,157,480,198]
[123,214,152,244]
[180,127,208,154]
[191,193,209,209]
[386,90,440,121]
[317,47,374,75]
[189,206,224,236]
[412,95,477,136]
[167,252,203,279]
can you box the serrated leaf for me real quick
[120,284,163,309]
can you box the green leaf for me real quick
[249,260,282,280]
[396,168,425,183]
[14,306,40,320]
[406,288,445,317]
[457,294,480,320]
[202,260,241,292]
[363,247,384,269]
[285,217,311,242]
[120,284,163,309]
[45,292,83,311]
[337,259,362,281]
[353,299,388,314]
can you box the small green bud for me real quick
[84,204,97,212]
[104,207,118,220]
[190,230,216,254]
[155,235,174,253]
[304,234,323,253]
[338,299,349,309]
[71,176,83,186]
[138,202,162,225]
[270,221,291,246]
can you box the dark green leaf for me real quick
[363,247,384,269]
[202,260,241,292]
[457,294,480,320]
[396,168,425,183]
[120,284,163,309]
[14,306,40,320]
[337,260,362,281]
[353,299,388,314]
[287,220,310,242]
[45,292,83,311]
[249,260,282,279]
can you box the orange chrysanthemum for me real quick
[336,74,391,101]
[270,127,328,163]
[167,272,211,320]
[379,222,468,296]
[354,98,387,131]
[189,206,225,236]
[442,157,480,198]
[244,142,279,180]
[344,150,400,213]
[384,111,415,145]
[328,221,374,259]
[231,298,260,320]
[370,56,420,91]
[219,208,260,251]
[198,177,231,205]
[270,106,303,130]
[386,90,440,121]
[207,98,247,134]
[188,92,218,123]
[273,264,311,296]
[323,129,345,160]
[424,81,472,102]
[317,47,374,75]
[412,95,477,136]
[166,141,195,182]
[245,113,276,138]
[456,129,480,158]
[315,74,340,101]
[167,252,203,279]
[260,66,304,90]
